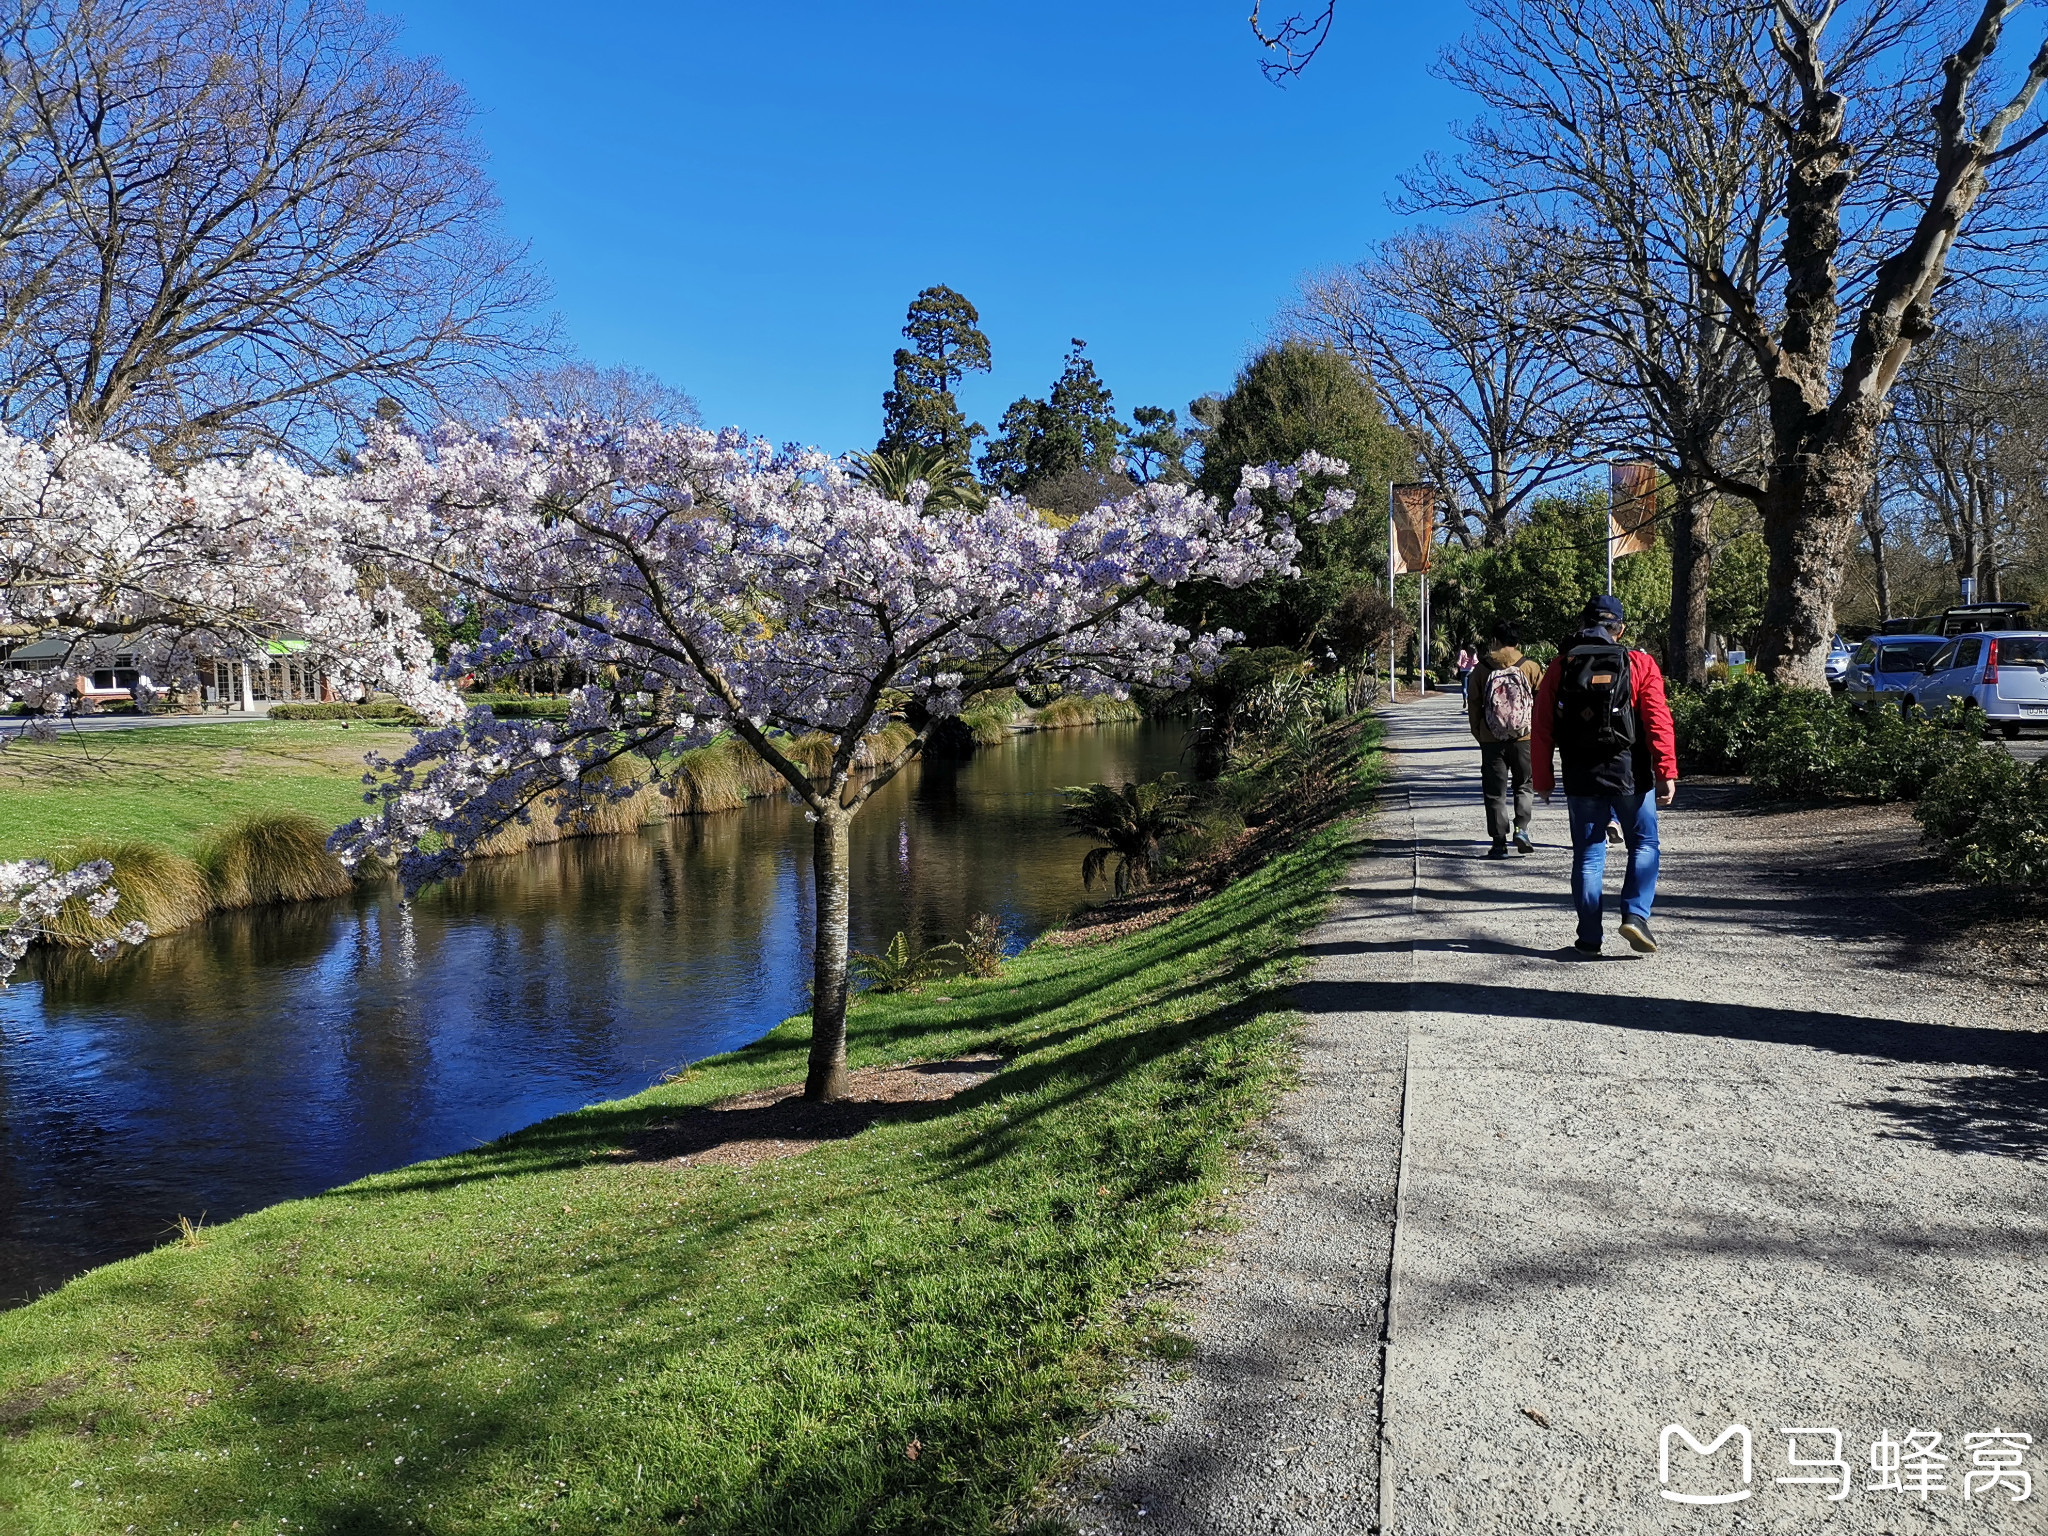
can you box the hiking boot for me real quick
[1513,831,1535,854]
[1572,939,1602,956]
[1618,916,1658,953]
[1487,840,1508,859]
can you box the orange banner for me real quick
[1389,483,1435,574]
[1609,462,1659,557]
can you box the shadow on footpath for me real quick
[1295,977,2048,1161]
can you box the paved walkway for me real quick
[1061,693,2048,1535]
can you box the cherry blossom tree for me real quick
[336,418,1353,1101]
[0,430,453,714]
[0,858,141,986]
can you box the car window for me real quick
[1926,643,1958,673]
[1853,642,1877,665]
[1995,635,2048,665]
[1956,638,1983,670]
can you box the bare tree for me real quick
[1885,310,2048,601]
[473,362,701,430]
[0,0,549,463]
[1258,0,2048,685]
[1285,216,1602,548]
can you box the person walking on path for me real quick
[1453,644,1477,696]
[1467,630,1543,859]
[1531,594,1678,955]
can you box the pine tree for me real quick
[877,285,992,457]
[977,339,1125,499]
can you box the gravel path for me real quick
[1052,694,2048,1535]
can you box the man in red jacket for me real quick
[1531,594,1679,955]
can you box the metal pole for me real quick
[1606,466,1616,595]
[1419,574,1429,693]
[1388,483,1397,704]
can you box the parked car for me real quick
[1825,635,1853,688]
[1842,635,1947,708]
[1898,631,2048,737]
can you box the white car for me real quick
[1904,631,2048,737]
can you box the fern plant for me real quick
[1060,775,1197,895]
[850,930,965,993]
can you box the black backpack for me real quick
[1555,640,1637,757]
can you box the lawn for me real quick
[0,721,415,860]
[0,722,1381,1536]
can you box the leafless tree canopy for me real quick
[1284,0,2048,682]
[469,363,702,432]
[1285,216,1604,549]
[0,0,550,462]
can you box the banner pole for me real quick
[1387,483,1397,704]
[1606,465,1616,595]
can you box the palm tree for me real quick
[846,445,986,513]
[1061,774,1196,896]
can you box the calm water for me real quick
[0,722,1185,1306]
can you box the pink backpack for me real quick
[1482,664,1535,739]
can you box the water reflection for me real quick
[0,722,1183,1305]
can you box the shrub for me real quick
[960,912,1010,978]
[198,812,354,908]
[45,841,211,946]
[267,701,424,724]
[1919,753,2048,886]
[1669,675,1816,774]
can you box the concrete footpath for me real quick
[1059,693,2048,1535]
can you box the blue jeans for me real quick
[1565,792,1660,945]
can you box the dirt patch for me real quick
[0,1375,82,1434]
[611,1055,1003,1169]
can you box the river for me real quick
[0,720,1185,1307]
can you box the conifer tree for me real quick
[877,285,992,457]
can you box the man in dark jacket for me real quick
[1531,595,1679,955]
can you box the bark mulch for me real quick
[608,1055,1004,1170]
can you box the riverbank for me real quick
[3,700,1146,945]
[0,717,1380,1535]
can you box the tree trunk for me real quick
[1756,427,1878,687]
[1860,489,1892,621]
[1665,480,1714,686]
[805,808,853,1102]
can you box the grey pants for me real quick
[1480,738,1534,842]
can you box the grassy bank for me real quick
[0,719,1381,1536]
[0,721,417,861]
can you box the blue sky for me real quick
[374,2,1469,456]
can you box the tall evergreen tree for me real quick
[978,339,1124,499]
[877,285,992,457]
[1176,342,1415,649]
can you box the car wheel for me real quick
[1899,694,1916,718]
[2003,722,2022,740]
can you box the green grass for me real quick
[0,722,416,861]
[0,721,1382,1536]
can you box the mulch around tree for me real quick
[608,1055,1004,1170]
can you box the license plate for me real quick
[2022,704,2048,715]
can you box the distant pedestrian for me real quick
[1531,594,1678,955]
[1467,630,1543,859]
[1454,644,1477,695]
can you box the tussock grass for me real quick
[958,691,1025,745]
[1033,693,1143,729]
[197,812,353,908]
[0,721,1382,1536]
[44,840,212,947]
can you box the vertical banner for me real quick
[1389,482,1436,574]
[1609,461,1660,558]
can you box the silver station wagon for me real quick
[1902,631,2048,737]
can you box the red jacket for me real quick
[1531,646,1678,798]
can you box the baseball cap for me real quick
[1582,594,1625,624]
